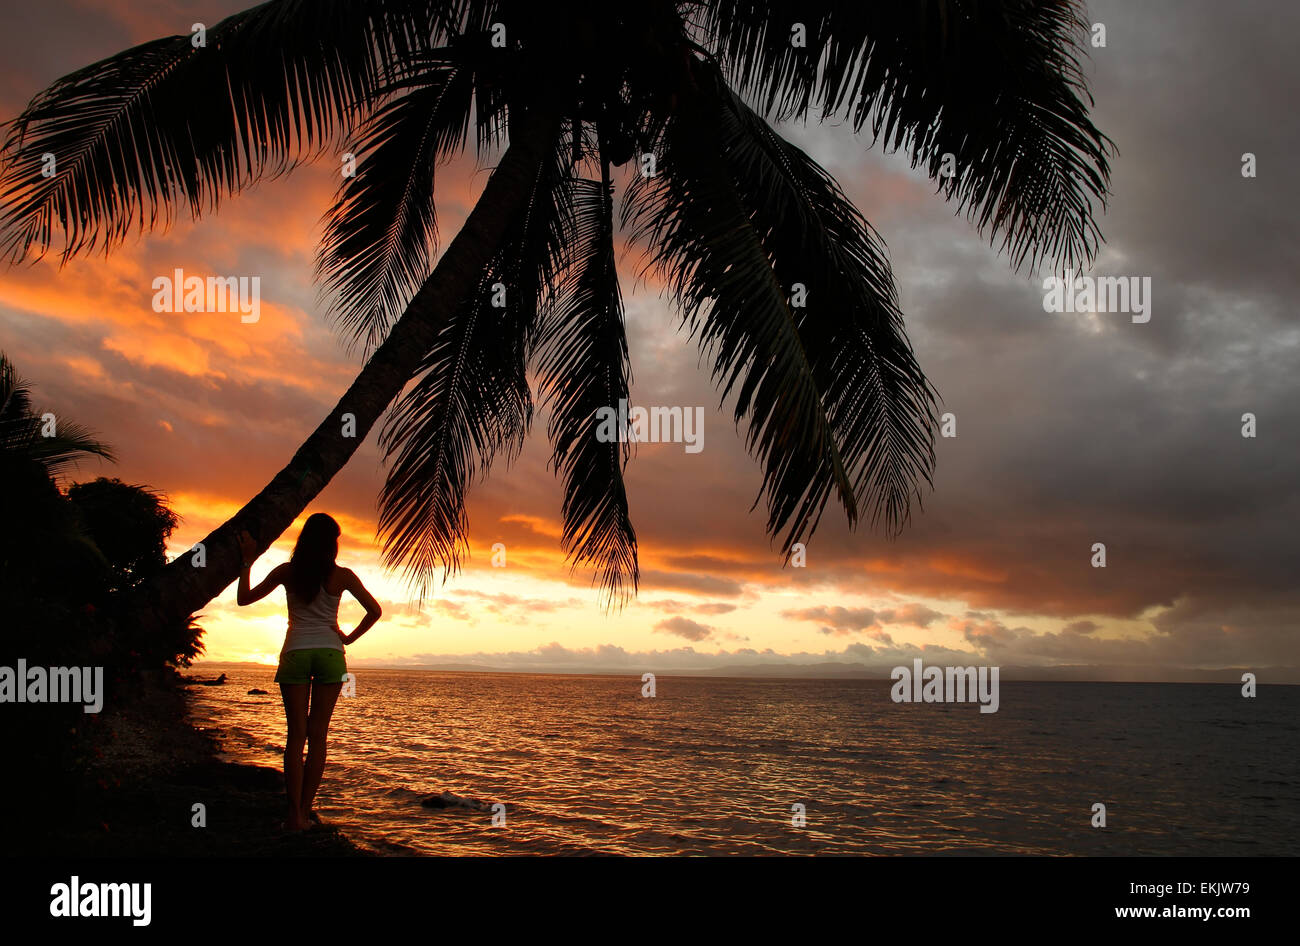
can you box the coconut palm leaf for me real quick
[316,52,476,354]
[376,268,530,599]
[626,61,868,556]
[700,0,1115,272]
[707,65,938,539]
[0,0,462,263]
[535,149,636,604]
[0,353,114,480]
[376,128,573,597]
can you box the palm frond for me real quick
[700,0,1114,272]
[624,61,860,556]
[0,353,114,479]
[376,268,532,599]
[715,74,938,537]
[0,0,461,263]
[535,157,637,605]
[376,129,574,596]
[316,54,475,353]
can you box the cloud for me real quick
[646,599,738,616]
[448,589,583,614]
[430,599,473,622]
[639,569,745,597]
[1063,620,1100,635]
[879,604,944,628]
[781,603,943,637]
[653,616,715,642]
[782,606,878,636]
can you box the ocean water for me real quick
[185,669,1300,856]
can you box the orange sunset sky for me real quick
[2,0,1297,679]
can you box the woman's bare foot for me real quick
[285,808,309,832]
[307,810,324,827]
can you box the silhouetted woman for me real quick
[236,514,382,832]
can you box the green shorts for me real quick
[275,648,348,685]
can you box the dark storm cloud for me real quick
[747,1,1300,656]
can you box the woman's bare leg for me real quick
[303,681,343,822]
[279,683,310,831]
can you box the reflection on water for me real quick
[187,671,1300,855]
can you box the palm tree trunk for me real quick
[130,106,562,638]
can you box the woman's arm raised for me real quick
[235,530,287,605]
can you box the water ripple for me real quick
[187,673,1300,856]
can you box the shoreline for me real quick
[36,670,367,857]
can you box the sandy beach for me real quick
[26,671,364,857]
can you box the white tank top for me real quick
[282,583,344,653]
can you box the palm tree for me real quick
[0,1,1112,634]
[0,352,115,594]
[0,352,115,477]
